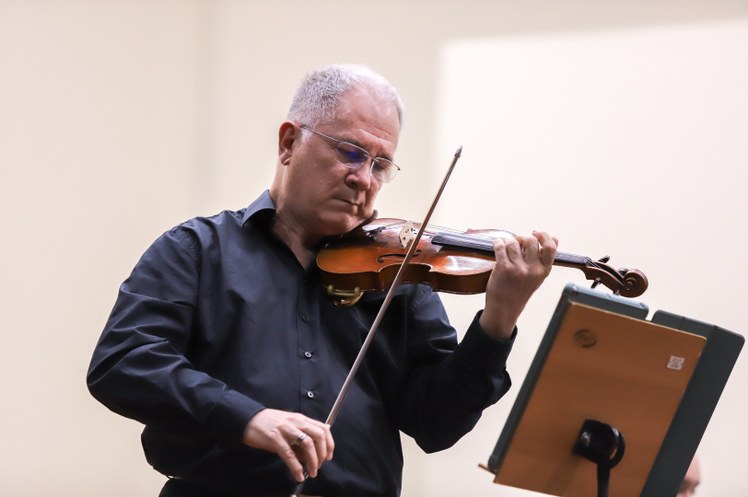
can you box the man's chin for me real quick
[320,212,370,236]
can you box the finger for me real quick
[314,422,334,462]
[532,230,558,267]
[293,418,335,474]
[491,237,508,264]
[299,420,334,465]
[291,430,320,478]
[494,236,524,264]
[317,422,334,462]
[278,440,306,482]
[517,234,540,261]
[322,423,335,461]
[303,424,330,466]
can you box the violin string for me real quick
[425,223,506,244]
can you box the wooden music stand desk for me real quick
[485,284,743,497]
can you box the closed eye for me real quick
[336,142,369,165]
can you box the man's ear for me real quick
[278,121,297,165]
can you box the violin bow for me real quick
[291,146,462,496]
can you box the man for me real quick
[87,64,557,497]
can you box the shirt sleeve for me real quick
[86,227,263,443]
[395,288,515,453]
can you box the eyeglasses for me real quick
[299,124,400,183]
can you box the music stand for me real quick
[484,284,744,497]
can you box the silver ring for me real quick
[294,432,308,445]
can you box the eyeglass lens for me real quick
[335,142,395,182]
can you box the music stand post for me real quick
[485,283,744,497]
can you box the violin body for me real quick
[317,218,648,304]
[318,218,503,296]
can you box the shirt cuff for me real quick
[206,389,266,442]
[454,310,516,376]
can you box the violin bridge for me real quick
[399,222,417,249]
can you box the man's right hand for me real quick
[242,408,335,482]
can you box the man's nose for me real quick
[346,161,374,189]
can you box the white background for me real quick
[2,2,746,496]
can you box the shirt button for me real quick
[306,391,315,398]
[301,315,310,323]
[304,351,313,358]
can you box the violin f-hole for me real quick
[377,250,422,264]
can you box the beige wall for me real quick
[1,1,746,495]
[420,19,748,497]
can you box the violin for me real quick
[317,218,648,306]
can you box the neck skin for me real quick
[268,187,318,268]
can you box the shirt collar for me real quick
[241,190,276,229]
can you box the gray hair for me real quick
[286,64,404,130]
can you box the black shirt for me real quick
[87,190,514,497]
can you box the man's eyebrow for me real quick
[340,137,368,150]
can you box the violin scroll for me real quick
[576,255,648,298]
[619,268,649,298]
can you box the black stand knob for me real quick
[574,419,626,497]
